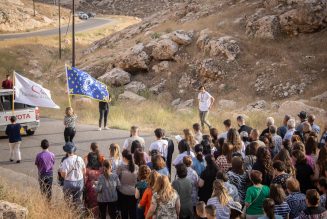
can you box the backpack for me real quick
[87,152,101,170]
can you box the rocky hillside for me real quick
[78,0,186,18]
[0,0,70,33]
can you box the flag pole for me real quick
[65,65,72,107]
[12,71,15,116]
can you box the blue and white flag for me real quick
[66,66,109,101]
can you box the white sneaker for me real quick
[104,127,109,130]
[98,127,101,131]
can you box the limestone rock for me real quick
[152,61,170,74]
[205,36,240,61]
[311,91,327,102]
[119,91,146,102]
[124,81,146,93]
[278,100,326,117]
[171,98,181,106]
[196,28,212,50]
[117,43,150,73]
[170,30,193,45]
[198,59,224,79]
[247,100,267,111]
[98,68,131,86]
[279,1,327,35]
[0,200,28,219]
[218,99,237,109]
[246,15,281,39]
[176,99,194,110]
[149,80,166,94]
[152,39,179,60]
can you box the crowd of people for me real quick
[3,85,327,219]
[29,108,327,219]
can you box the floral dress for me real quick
[152,191,179,219]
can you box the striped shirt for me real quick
[207,197,231,219]
[227,171,248,204]
[274,201,291,219]
[286,192,306,218]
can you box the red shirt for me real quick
[139,188,153,218]
[2,80,13,89]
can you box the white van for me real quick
[0,89,40,136]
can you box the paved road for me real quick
[0,118,177,179]
[0,18,112,40]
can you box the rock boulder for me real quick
[278,100,326,117]
[311,91,327,102]
[98,68,131,86]
[118,91,146,102]
[246,15,281,39]
[170,30,193,45]
[124,81,146,93]
[198,59,224,79]
[0,200,28,219]
[205,36,240,61]
[152,39,179,60]
[218,99,237,109]
[196,28,212,50]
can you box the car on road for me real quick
[0,89,40,136]
[76,12,89,20]
[87,12,96,18]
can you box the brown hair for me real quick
[183,156,193,167]
[286,177,300,192]
[138,165,151,181]
[222,143,233,163]
[231,156,244,175]
[291,150,307,165]
[205,205,217,217]
[134,148,146,166]
[90,142,101,162]
[153,175,176,203]
[270,184,286,205]
[109,143,120,160]
[183,128,197,147]
[305,136,318,156]
[306,189,320,206]
[227,128,243,152]
[250,170,263,184]
[147,170,160,188]
[103,160,112,179]
[317,147,327,177]
[153,155,166,170]
[196,201,206,216]
[65,107,74,116]
[273,149,295,175]
[291,135,302,144]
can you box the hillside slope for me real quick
[78,0,327,110]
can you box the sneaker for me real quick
[104,127,109,130]
[16,160,21,163]
[98,127,101,131]
[9,159,13,162]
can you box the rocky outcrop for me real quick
[118,91,146,102]
[311,91,327,102]
[152,61,170,74]
[152,39,179,60]
[196,29,212,50]
[246,15,281,39]
[170,30,194,45]
[124,81,146,93]
[205,36,240,61]
[278,100,326,117]
[117,43,150,73]
[198,59,224,79]
[0,200,28,219]
[98,68,131,86]
[149,80,166,94]
[218,99,237,110]
[246,100,267,111]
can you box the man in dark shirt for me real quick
[98,96,111,131]
[236,115,252,135]
[2,74,13,89]
[5,116,22,163]
[277,115,290,139]
[163,129,174,175]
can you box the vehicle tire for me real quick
[26,129,35,136]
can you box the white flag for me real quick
[14,72,60,109]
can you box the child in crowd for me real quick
[196,201,207,219]
[205,204,216,219]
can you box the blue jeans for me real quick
[39,174,53,201]
[63,179,84,207]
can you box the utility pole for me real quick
[58,0,61,59]
[72,0,76,67]
[33,0,36,16]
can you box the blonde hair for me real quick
[109,143,121,160]
[183,128,197,147]
[212,179,231,206]
[153,175,176,203]
[65,107,74,116]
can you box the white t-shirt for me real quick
[198,91,213,111]
[59,155,85,181]
[149,139,168,159]
[173,151,195,166]
[218,131,228,140]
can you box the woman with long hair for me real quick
[201,135,213,155]
[135,165,151,219]
[117,150,139,219]
[183,128,198,149]
[244,170,270,219]
[291,149,314,193]
[192,144,206,176]
[292,141,315,169]
[173,139,195,166]
[252,147,274,185]
[84,142,105,214]
[63,107,77,143]
[139,170,160,219]
[216,143,233,173]
[227,156,248,205]
[258,198,283,219]
[146,175,180,219]
[207,179,232,219]
[273,149,295,176]
[152,155,170,177]
[108,143,121,173]
[269,184,290,219]
[210,128,219,146]
[305,135,319,163]
[314,147,327,179]
[96,160,120,219]
[244,142,258,171]
[198,154,219,203]
[227,128,244,155]
[134,148,147,167]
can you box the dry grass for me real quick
[0,179,88,219]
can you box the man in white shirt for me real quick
[122,126,145,152]
[198,85,215,130]
[193,123,203,143]
[149,128,168,160]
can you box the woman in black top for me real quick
[98,97,110,131]
[252,146,273,186]
[198,154,219,203]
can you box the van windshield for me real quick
[0,95,33,111]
